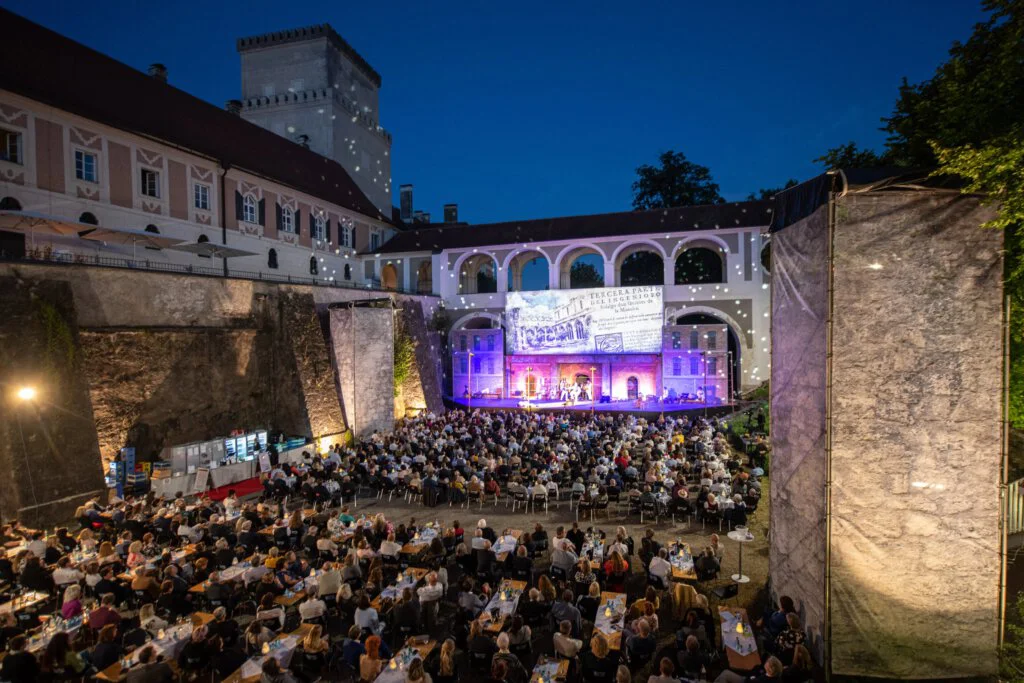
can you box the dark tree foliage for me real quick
[745,179,799,201]
[569,261,603,289]
[620,251,664,287]
[632,151,724,210]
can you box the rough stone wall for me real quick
[0,277,106,525]
[769,205,829,663]
[396,300,445,417]
[329,305,394,437]
[78,328,309,464]
[828,193,1002,678]
[280,292,347,443]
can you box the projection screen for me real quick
[505,285,663,355]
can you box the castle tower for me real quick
[236,25,392,215]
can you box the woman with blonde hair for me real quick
[76,528,97,552]
[302,624,329,654]
[434,638,457,683]
[538,574,556,602]
[406,657,432,683]
[60,584,83,619]
[97,541,118,565]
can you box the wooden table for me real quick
[530,655,569,682]
[95,612,216,681]
[476,579,527,634]
[718,606,760,671]
[0,590,49,615]
[594,591,627,651]
[221,624,315,683]
[371,568,428,611]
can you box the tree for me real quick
[812,142,886,170]
[632,151,724,210]
[569,261,603,289]
[746,179,799,201]
[620,251,665,286]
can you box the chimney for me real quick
[148,63,168,82]
[225,100,243,115]
[399,184,413,222]
[443,203,458,224]
[296,134,310,149]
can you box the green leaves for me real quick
[631,150,724,210]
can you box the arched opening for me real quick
[344,263,352,280]
[267,248,278,269]
[196,234,210,258]
[458,254,497,294]
[675,312,741,400]
[144,224,160,234]
[506,250,549,291]
[559,247,605,289]
[416,261,432,294]
[309,256,318,275]
[626,376,639,400]
[617,245,664,287]
[381,263,398,290]
[78,212,98,226]
[675,246,724,284]
[0,197,22,211]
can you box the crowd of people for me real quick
[0,408,803,683]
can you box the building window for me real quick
[312,212,326,241]
[472,356,481,373]
[1,129,23,165]
[708,357,718,375]
[0,197,22,210]
[707,331,717,350]
[672,357,682,376]
[459,356,468,374]
[194,183,210,211]
[145,224,159,234]
[242,195,257,223]
[281,206,295,233]
[341,223,352,248]
[309,256,318,275]
[473,335,481,351]
[487,335,495,351]
[197,234,210,258]
[268,248,278,269]
[75,150,98,183]
[459,335,467,352]
[689,330,699,349]
[262,84,275,97]
[486,358,494,375]
[689,356,700,376]
[671,332,681,350]
[79,212,98,226]
[370,231,380,251]
[344,264,351,280]
[140,168,160,198]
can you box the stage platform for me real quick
[444,396,735,419]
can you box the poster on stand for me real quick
[258,452,272,473]
[194,466,210,492]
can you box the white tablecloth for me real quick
[240,635,299,679]
[594,594,626,638]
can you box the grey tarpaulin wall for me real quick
[770,171,1004,678]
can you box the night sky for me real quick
[6,0,985,224]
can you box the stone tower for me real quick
[237,25,392,215]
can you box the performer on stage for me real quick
[559,378,569,402]
[569,382,581,404]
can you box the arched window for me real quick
[309,256,318,275]
[145,224,159,233]
[344,264,351,280]
[78,212,98,225]
[268,248,278,269]
[242,195,257,223]
[0,196,22,211]
[675,247,724,284]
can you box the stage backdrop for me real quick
[505,285,663,355]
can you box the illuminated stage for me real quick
[446,395,732,417]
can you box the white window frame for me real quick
[312,212,326,241]
[140,167,160,198]
[242,194,257,224]
[1,128,23,165]
[370,230,381,251]
[193,183,210,211]
[281,206,295,234]
[341,223,352,248]
[74,149,98,183]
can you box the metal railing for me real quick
[1008,477,1024,535]
[0,251,437,296]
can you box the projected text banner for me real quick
[505,285,663,355]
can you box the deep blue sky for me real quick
[7,0,985,224]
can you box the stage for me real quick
[444,395,735,418]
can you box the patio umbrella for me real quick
[78,226,184,260]
[164,242,257,259]
[0,210,98,249]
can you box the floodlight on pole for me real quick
[16,386,37,402]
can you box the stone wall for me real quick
[827,192,1002,678]
[395,299,445,417]
[0,277,106,525]
[329,303,394,437]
